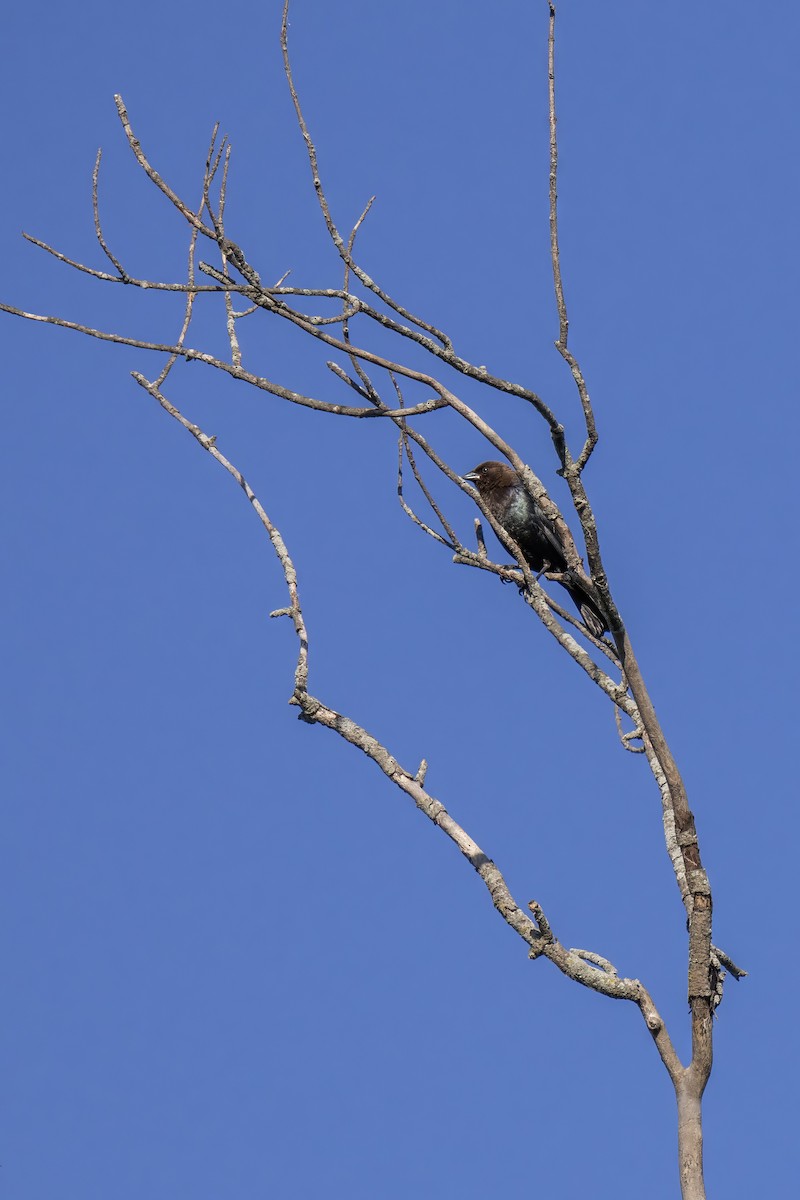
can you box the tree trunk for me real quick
[676,1083,705,1200]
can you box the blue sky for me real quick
[2,2,798,1196]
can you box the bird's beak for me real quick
[462,471,480,482]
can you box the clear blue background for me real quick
[2,2,797,1196]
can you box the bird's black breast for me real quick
[496,485,566,572]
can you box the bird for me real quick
[463,460,609,637]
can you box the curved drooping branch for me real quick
[129,364,684,1092]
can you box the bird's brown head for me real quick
[462,461,516,495]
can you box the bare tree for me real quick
[1,5,745,1196]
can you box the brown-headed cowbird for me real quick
[463,460,608,637]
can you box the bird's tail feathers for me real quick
[562,569,609,638]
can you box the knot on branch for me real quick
[221,238,246,270]
[528,899,553,943]
[295,693,319,723]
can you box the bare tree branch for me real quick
[114,94,217,240]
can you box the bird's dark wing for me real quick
[525,504,568,570]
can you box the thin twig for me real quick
[281,0,454,351]
[114,94,217,240]
[547,5,597,471]
[92,149,130,281]
[394,382,459,548]
[216,145,244,368]
[341,196,381,402]
[21,232,247,291]
[154,168,211,388]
